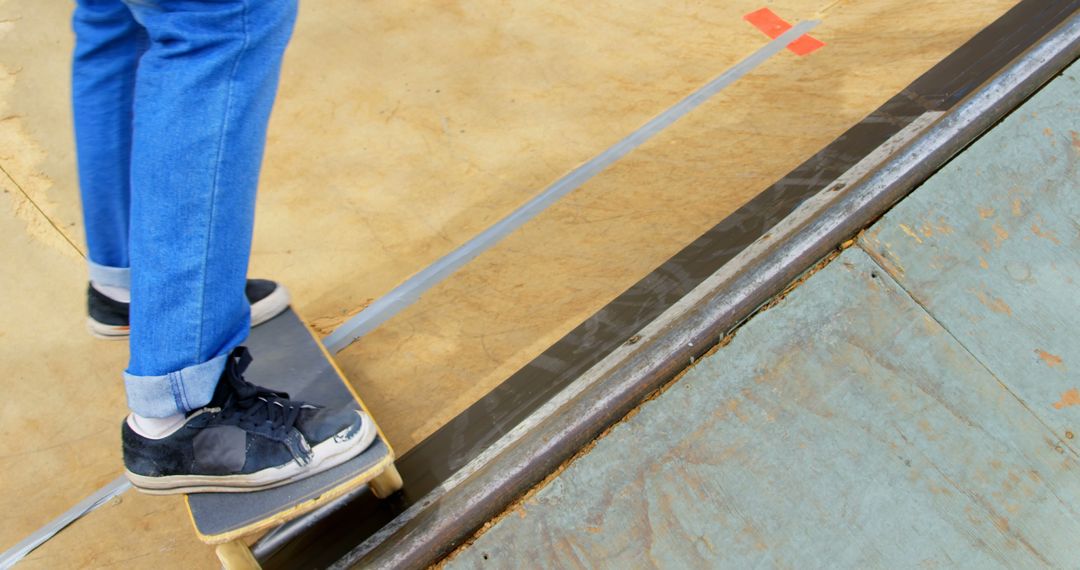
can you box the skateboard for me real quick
[183,307,402,569]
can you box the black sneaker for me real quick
[87,279,290,339]
[122,347,376,494]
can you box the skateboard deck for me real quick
[184,307,402,568]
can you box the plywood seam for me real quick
[857,239,1079,458]
[0,160,85,258]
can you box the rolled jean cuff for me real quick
[88,260,130,290]
[124,353,226,417]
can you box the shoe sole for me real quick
[249,283,291,328]
[87,318,130,340]
[87,283,291,340]
[126,410,377,495]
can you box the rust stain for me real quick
[978,257,989,270]
[898,223,923,244]
[971,289,1012,316]
[1035,349,1063,368]
[978,239,992,253]
[1031,224,1061,244]
[1044,127,1054,137]
[1011,199,1023,217]
[1052,388,1080,410]
[1071,130,1080,152]
[977,206,995,219]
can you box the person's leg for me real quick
[122,0,297,418]
[103,0,379,494]
[71,0,144,299]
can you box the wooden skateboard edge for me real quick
[295,309,397,459]
[187,453,398,545]
[184,306,402,546]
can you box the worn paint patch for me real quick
[917,217,954,239]
[1052,388,1080,410]
[1030,224,1060,245]
[970,289,1012,316]
[1035,350,1063,368]
[898,223,924,244]
[992,223,1010,243]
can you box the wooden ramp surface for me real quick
[446,60,1080,569]
[0,0,1035,565]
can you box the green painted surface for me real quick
[862,62,1080,442]
[446,63,1080,568]
[449,248,1080,569]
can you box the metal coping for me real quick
[258,2,1080,568]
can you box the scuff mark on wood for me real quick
[309,300,374,336]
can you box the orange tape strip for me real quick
[744,7,825,56]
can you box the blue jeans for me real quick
[72,0,298,417]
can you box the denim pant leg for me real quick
[120,0,298,418]
[71,0,144,288]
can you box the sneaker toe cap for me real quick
[298,406,362,444]
[245,279,280,303]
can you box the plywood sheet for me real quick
[0,172,133,555]
[328,0,1019,449]
[0,0,1020,565]
[447,249,1080,569]
[17,493,217,569]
